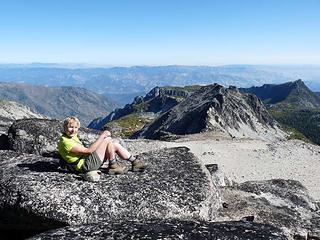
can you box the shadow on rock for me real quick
[17,161,62,173]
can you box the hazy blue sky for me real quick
[1,0,319,66]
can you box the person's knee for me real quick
[104,137,112,143]
[106,141,114,150]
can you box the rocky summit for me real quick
[1,118,320,239]
[134,84,285,141]
[0,100,45,123]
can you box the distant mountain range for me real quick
[1,64,320,142]
[0,83,116,125]
[2,77,319,144]
[241,80,320,144]
[1,64,320,106]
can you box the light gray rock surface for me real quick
[0,100,45,122]
[30,219,287,240]
[0,101,46,149]
[0,147,220,234]
[216,179,320,239]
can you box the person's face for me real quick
[66,121,79,137]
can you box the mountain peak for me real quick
[242,80,320,108]
[134,84,284,141]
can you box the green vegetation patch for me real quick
[270,107,320,144]
[104,113,153,138]
[278,123,311,143]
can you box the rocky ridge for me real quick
[88,86,195,131]
[134,84,285,141]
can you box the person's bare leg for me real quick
[95,138,113,162]
[112,141,146,171]
[94,138,126,174]
[113,141,131,160]
[104,141,116,161]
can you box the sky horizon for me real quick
[1,0,320,66]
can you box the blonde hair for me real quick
[63,116,80,134]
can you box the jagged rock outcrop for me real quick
[7,118,100,157]
[0,116,12,134]
[0,147,220,234]
[30,219,287,240]
[134,84,285,140]
[216,179,320,239]
[0,100,46,150]
[0,100,45,122]
[88,86,195,131]
[0,100,46,135]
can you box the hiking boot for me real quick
[108,163,127,175]
[131,159,146,172]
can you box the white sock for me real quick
[127,155,136,162]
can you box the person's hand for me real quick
[101,130,111,139]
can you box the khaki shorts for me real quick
[81,151,103,173]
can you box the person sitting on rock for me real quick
[58,116,145,175]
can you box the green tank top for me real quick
[58,134,85,171]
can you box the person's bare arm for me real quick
[70,131,111,155]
